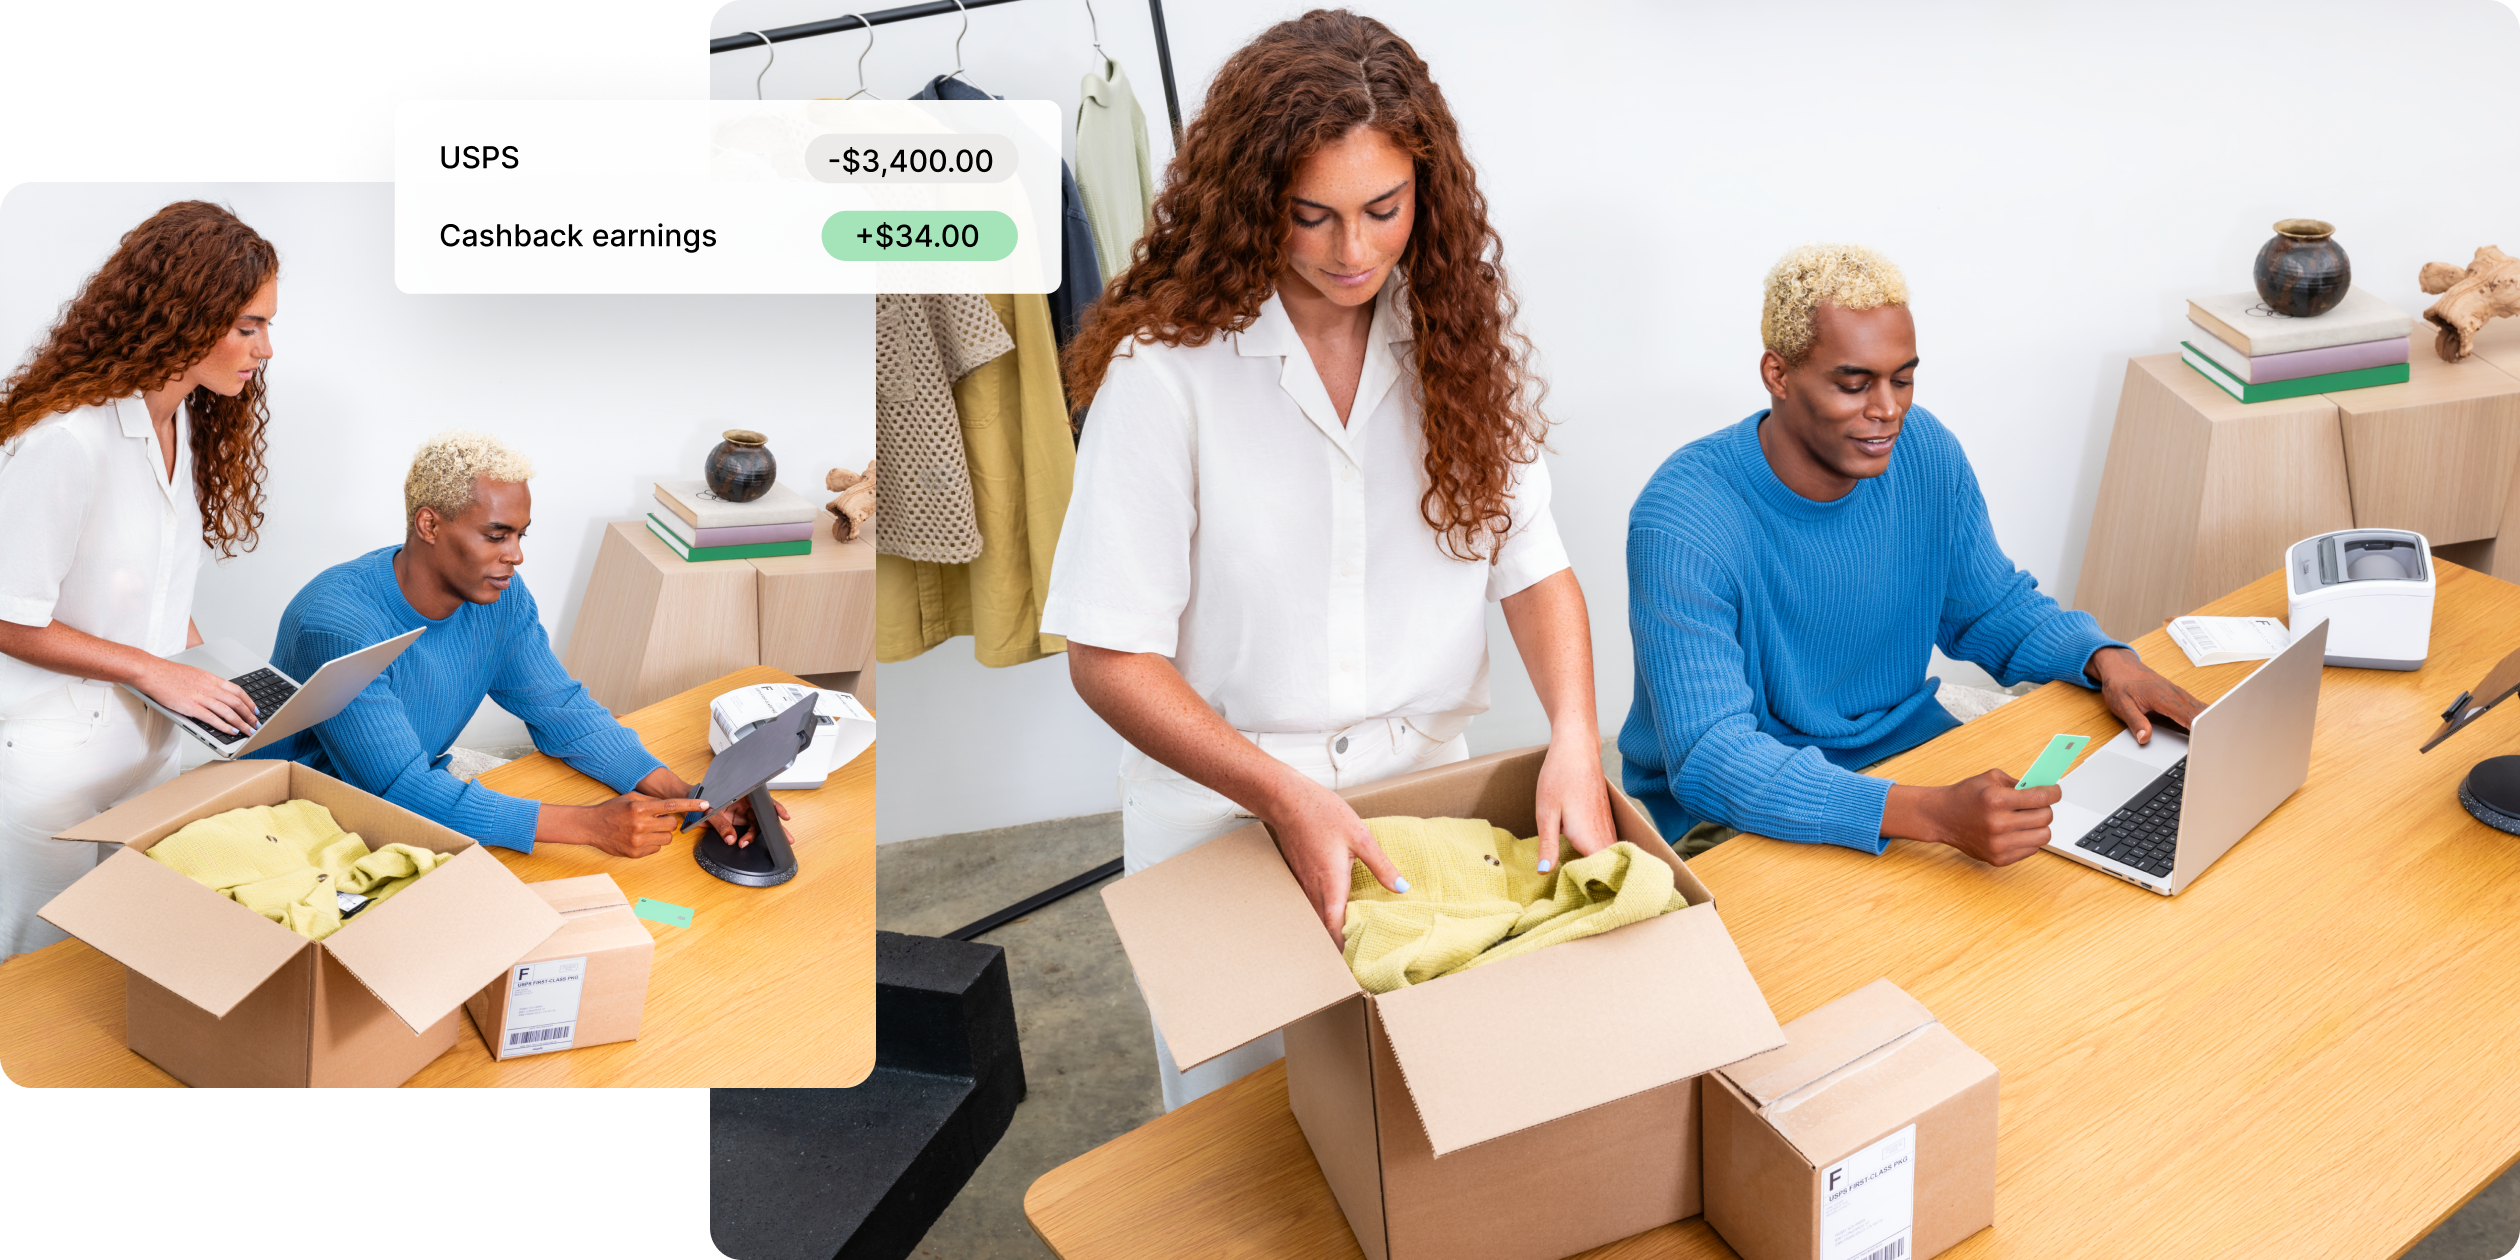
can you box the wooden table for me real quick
[2075,350,2520,640]
[1027,564,2520,1259]
[0,665,875,1088]
[564,519,876,713]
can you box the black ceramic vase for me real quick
[2253,219,2351,317]
[705,429,777,502]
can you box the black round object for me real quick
[2457,755,2520,836]
[705,429,777,503]
[2253,219,2351,318]
[695,825,797,887]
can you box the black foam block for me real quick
[711,933,1026,1260]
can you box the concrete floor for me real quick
[876,737,2520,1260]
[875,812,1153,1260]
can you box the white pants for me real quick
[1121,716,1471,1112]
[0,680,179,958]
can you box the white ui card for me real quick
[1820,1123,1917,1260]
[501,956,587,1058]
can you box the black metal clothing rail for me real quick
[709,0,1186,144]
[945,858,1123,942]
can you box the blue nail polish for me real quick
[1538,859,1554,873]
[1394,877,1411,893]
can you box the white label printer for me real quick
[708,683,877,789]
[2285,528,2435,670]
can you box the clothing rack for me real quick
[709,0,1185,145]
[718,0,1178,939]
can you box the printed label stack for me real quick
[2181,288,2414,403]
[649,479,818,561]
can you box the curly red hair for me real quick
[0,201,276,557]
[1060,8,1544,560]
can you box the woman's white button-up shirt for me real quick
[1042,284,1569,773]
[0,396,203,713]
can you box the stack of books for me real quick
[2181,288,2414,404]
[648,479,818,561]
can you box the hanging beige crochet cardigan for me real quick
[1342,816,1690,994]
[873,292,1016,564]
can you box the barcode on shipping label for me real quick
[501,956,587,1058]
[1820,1124,1916,1260]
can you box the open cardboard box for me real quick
[37,759,563,1087]
[1102,745,1786,1260]
[1703,979,1999,1260]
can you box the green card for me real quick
[2017,734,2090,789]
[635,897,694,929]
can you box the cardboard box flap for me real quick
[1761,1022,1996,1168]
[1374,901,1784,1157]
[1102,823,1362,1070]
[528,873,634,917]
[36,846,307,1017]
[52,758,293,849]
[322,845,564,1032]
[1716,978,1937,1109]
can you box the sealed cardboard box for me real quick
[37,759,563,1087]
[1102,746,1785,1260]
[1703,979,1999,1260]
[467,873,654,1059]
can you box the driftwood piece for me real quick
[2419,245,2519,362]
[825,461,876,543]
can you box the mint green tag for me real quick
[2017,734,2090,789]
[635,897,693,929]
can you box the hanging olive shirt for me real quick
[875,291,1076,667]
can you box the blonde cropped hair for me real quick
[404,430,536,526]
[1761,244,1910,366]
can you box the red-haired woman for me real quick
[1042,10,1613,1109]
[0,201,277,958]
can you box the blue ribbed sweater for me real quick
[1617,408,2123,853]
[249,546,664,851]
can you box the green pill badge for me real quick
[823,211,1018,261]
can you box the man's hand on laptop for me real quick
[135,657,259,736]
[1883,771,2061,866]
[2086,646,2205,744]
[634,767,791,849]
[537,792,710,858]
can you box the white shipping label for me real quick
[1820,1124,1916,1260]
[501,956,587,1058]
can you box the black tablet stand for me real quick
[688,692,819,888]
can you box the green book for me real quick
[646,515,812,562]
[2179,344,2410,403]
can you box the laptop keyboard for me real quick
[174,668,298,748]
[234,667,298,722]
[2074,759,2187,878]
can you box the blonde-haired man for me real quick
[253,431,772,857]
[1619,245,2202,866]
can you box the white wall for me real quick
[736,0,2520,842]
[0,183,873,751]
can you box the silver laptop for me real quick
[125,628,424,759]
[2043,619,2326,895]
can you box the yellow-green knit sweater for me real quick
[1342,816,1689,994]
[145,800,455,942]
